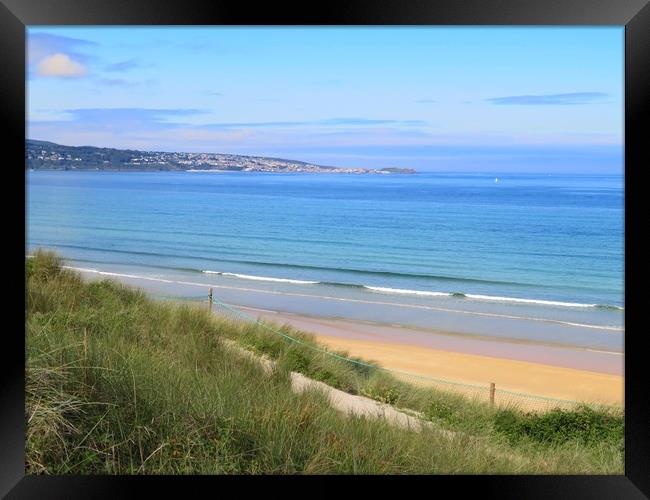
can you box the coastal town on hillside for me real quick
[26,140,416,174]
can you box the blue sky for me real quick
[27,27,623,172]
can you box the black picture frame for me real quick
[2,0,649,497]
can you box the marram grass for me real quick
[26,250,623,474]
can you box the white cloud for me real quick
[36,53,87,78]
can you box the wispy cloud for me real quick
[96,77,136,87]
[28,108,432,156]
[197,117,427,130]
[28,32,97,64]
[320,118,426,126]
[104,58,147,72]
[33,110,425,133]
[39,110,428,131]
[487,92,609,105]
[31,108,208,136]
[68,107,205,123]
[200,120,306,129]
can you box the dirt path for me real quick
[222,338,438,432]
[220,337,528,468]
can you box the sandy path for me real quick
[222,338,434,431]
[289,371,433,431]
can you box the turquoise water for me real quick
[26,171,624,350]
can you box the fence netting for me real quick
[203,295,619,415]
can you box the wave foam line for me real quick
[67,266,623,333]
[364,286,449,297]
[62,265,99,273]
[364,286,623,310]
[463,293,601,309]
[203,270,319,284]
[203,272,622,311]
[585,348,624,356]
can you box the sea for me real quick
[26,170,624,352]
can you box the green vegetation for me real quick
[494,406,624,448]
[27,140,165,171]
[26,250,624,474]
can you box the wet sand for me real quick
[244,308,623,406]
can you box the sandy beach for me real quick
[244,308,624,407]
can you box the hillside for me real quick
[26,140,417,174]
[25,251,623,474]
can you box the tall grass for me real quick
[211,308,623,441]
[26,250,624,474]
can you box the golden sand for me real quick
[313,334,623,407]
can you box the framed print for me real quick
[2,0,649,497]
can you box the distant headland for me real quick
[26,140,417,174]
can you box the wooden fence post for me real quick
[208,288,213,311]
[489,382,496,406]
[83,327,88,363]
[83,328,88,389]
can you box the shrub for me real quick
[427,399,455,423]
[494,405,624,446]
[361,385,401,406]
